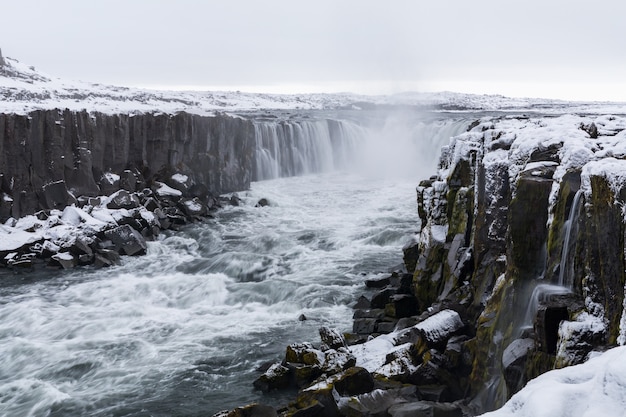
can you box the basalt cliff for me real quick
[244,114,626,417]
[0,110,255,221]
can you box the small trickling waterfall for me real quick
[558,189,584,288]
[519,283,572,336]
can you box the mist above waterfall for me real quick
[253,108,470,182]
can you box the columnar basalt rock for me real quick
[0,110,255,221]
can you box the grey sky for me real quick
[2,0,625,100]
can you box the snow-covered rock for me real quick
[480,347,626,417]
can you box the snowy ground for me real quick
[2,54,626,115]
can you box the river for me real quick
[0,111,470,416]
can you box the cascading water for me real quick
[253,113,471,181]
[519,283,572,336]
[0,110,471,416]
[253,119,366,181]
[557,189,584,289]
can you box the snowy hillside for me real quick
[1,52,625,115]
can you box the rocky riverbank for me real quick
[0,173,244,271]
[218,113,626,417]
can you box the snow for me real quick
[480,346,626,417]
[581,158,626,202]
[429,224,448,243]
[171,173,188,184]
[103,172,120,184]
[349,332,397,372]
[411,309,464,344]
[183,199,203,212]
[348,309,463,374]
[51,252,73,261]
[2,55,626,115]
[154,182,183,197]
[0,224,43,251]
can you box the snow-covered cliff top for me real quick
[1,54,625,115]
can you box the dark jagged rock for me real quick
[332,367,374,396]
[365,275,390,288]
[256,198,270,207]
[42,180,77,210]
[103,225,147,256]
[370,287,396,309]
[94,249,121,267]
[106,190,140,210]
[253,363,291,392]
[319,327,347,351]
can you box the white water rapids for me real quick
[0,112,470,416]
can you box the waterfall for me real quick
[253,114,470,182]
[253,119,366,181]
[519,283,572,336]
[557,189,584,288]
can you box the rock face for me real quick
[0,110,255,221]
[233,114,626,417]
[411,114,626,413]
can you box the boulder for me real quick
[253,363,292,392]
[256,198,270,207]
[370,288,396,309]
[375,343,421,382]
[502,338,534,393]
[119,170,139,192]
[179,197,207,218]
[353,295,370,309]
[323,348,356,374]
[94,249,121,267]
[285,343,324,366]
[352,318,378,335]
[42,180,77,210]
[386,294,419,318]
[319,327,347,351]
[555,315,606,368]
[365,275,390,289]
[99,172,120,195]
[107,190,141,210]
[103,225,147,256]
[50,252,76,269]
[412,309,465,349]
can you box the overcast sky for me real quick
[2,0,624,101]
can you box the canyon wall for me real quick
[0,110,255,221]
[411,114,626,411]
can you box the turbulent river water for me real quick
[0,111,470,416]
